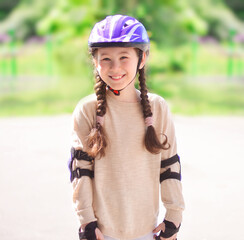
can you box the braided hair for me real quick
[138,66,170,153]
[86,73,107,158]
[87,49,169,158]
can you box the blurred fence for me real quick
[0,31,54,79]
[0,30,244,85]
[189,32,244,79]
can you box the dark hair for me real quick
[138,67,170,153]
[86,48,169,158]
[86,73,107,158]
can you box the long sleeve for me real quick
[68,99,97,225]
[67,93,184,239]
[159,102,185,227]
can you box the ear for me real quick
[139,52,147,69]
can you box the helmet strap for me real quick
[107,77,135,96]
[107,85,121,95]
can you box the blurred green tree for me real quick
[37,0,208,45]
[0,0,243,44]
[0,0,19,20]
[225,0,244,21]
[0,0,243,77]
[0,0,58,39]
[190,0,244,40]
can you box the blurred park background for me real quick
[0,0,244,116]
[1,1,244,240]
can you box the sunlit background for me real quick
[0,0,244,115]
[0,1,244,240]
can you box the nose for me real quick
[110,59,121,71]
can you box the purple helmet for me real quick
[88,15,150,54]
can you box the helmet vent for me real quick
[88,15,150,52]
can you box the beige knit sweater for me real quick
[70,92,185,239]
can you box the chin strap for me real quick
[107,77,135,96]
[107,85,120,95]
[106,50,143,96]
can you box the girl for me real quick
[69,15,185,240]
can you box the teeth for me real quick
[112,75,123,79]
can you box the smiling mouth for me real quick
[110,75,125,81]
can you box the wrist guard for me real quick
[79,221,97,240]
[156,220,180,239]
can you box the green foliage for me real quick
[0,77,93,116]
[1,42,244,116]
[1,73,244,116]
[53,37,94,79]
[35,0,243,44]
[0,0,244,117]
[149,75,244,115]
[37,0,97,40]
[1,0,243,44]
[189,0,244,40]
[0,0,58,39]
[0,0,20,20]
[225,0,244,21]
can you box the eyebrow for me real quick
[100,51,130,56]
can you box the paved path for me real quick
[0,115,243,240]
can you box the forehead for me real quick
[97,47,137,56]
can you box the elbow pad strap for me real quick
[71,147,94,162]
[160,168,181,182]
[71,168,94,182]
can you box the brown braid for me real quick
[138,67,170,154]
[86,74,107,158]
[95,74,107,117]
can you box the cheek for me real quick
[96,62,108,75]
[125,63,137,75]
[97,61,110,72]
[122,59,137,70]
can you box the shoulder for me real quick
[148,92,165,102]
[75,94,97,111]
[148,92,169,111]
[148,93,175,133]
[73,94,97,123]
[148,92,173,122]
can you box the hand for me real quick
[95,228,104,240]
[153,222,177,240]
[80,222,104,240]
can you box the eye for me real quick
[102,57,111,61]
[120,56,128,60]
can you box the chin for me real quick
[108,82,125,90]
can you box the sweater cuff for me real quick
[165,209,182,227]
[77,207,97,225]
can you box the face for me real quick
[93,47,146,91]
